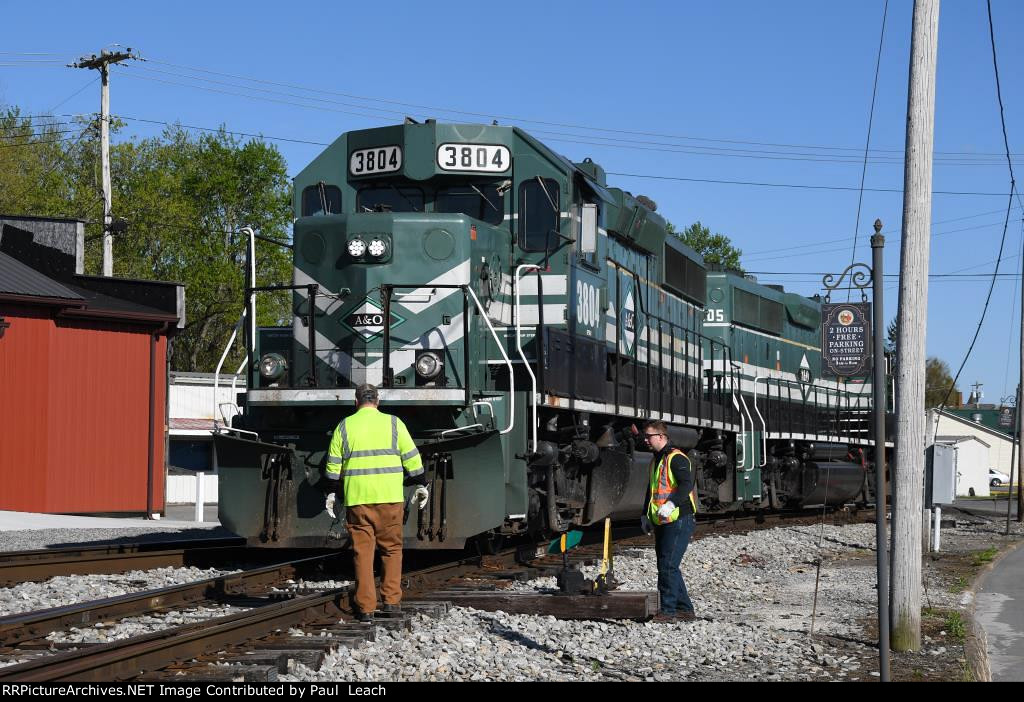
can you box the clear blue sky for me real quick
[3,0,1023,402]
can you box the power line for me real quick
[0,135,84,149]
[123,63,1019,169]
[117,115,330,146]
[138,55,1024,159]
[606,171,1010,197]
[48,78,98,112]
[848,0,889,303]
[0,128,85,140]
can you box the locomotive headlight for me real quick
[368,237,388,258]
[414,351,443,379]
[347,238,367,257]
[259,353,288,381]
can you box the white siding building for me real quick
[929,408,1014,484]
[934,435,990,497]
[167,372,244,505]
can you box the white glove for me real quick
[325,493,337,519]
[656,501,676,521]
[414,486,429,510]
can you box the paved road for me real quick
[950,497,1017,520]
[976,543,1024,681]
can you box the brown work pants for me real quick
[345,502,403,614]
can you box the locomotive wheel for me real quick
[474,531,505,556]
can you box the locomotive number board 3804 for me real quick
[436,143,511,173]
[349,145,402,175]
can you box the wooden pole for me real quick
[892,0,940,653]
[1018,246,1024,521]
[69,48,139,277]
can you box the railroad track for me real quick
[0,537,655,681]
[0,506,874,681]
[0,537,246,586]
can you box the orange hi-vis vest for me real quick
[647,448,698,524]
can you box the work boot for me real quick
[379,603,401,613]
[353,610,374,623]
[650,612,678,623]
[677,611,697,622]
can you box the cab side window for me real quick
[518,178,560,252]
[301,183,341,216]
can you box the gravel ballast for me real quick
[282,515,1008,682]
[0,566,235,617]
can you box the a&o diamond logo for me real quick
[341,297,406,341]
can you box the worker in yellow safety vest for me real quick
[324,383,428,622]
[641,419,698,623]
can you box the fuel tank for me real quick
[788,460,865,507]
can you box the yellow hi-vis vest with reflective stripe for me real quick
[647,448,697,524]
[325,407,424,507]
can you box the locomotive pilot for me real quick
[324,383,429,622]
[641,419,698,622]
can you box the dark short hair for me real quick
[644,420,669,434]
[355,383,379,404]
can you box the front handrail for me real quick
[377,283,514,434]
[753,376,768,467]
[514,264,542,452]
[213,308,246,431]
[247,283,319,388]
[466,285,515,435]
[380,283,471,406]
[729,361,746,469]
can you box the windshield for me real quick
[435,184,505,226]
[356,185,424,213]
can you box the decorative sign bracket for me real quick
[821,263,873,304]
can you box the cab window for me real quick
[301,183,341,216]
[518,178,560,251]
[435,184,504,225]
[357,185,424,213]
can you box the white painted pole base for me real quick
[933,505,941,552]
[195,471,206,523]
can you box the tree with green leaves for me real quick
[0,107,293,372]
[666,220,743,272]
[925,357,959,409]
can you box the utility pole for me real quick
[970,381,984,408]
[1018,217,1024,521]
[871,220,891,681]
[69,48,140,277]
[892,0,940,653]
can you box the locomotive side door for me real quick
[568,202,608,402]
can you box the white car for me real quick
[990,468,1011,487]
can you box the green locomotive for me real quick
[214,120,884,549]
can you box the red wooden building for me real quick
[0,216,184,515]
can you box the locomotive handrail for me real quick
[247,283,319,388]
[753,376,768,467]
[246,227,256,385]
[515,264,542,452]
[380,283,473,407]
[737,390,756,470]
[466,285,515,435]
[213,307,246,431]
[729,362,746,469]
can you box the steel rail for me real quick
[0,553,340,646]
[0,537,246,586]
[0,587,348,682]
